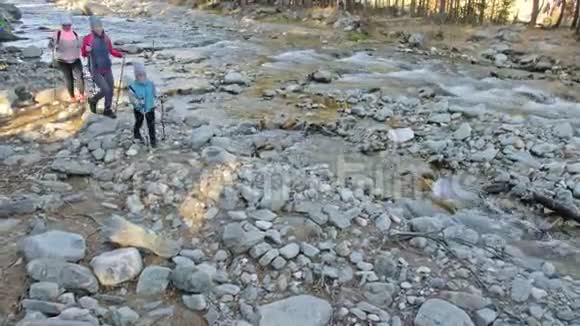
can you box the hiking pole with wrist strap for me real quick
[114,57,126,114]
[160,95,166,141]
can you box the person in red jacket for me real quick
[81,16,123,119]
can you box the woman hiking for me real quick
[81,16,123,119]
[49,15,85,103]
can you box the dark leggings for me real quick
[57,59,85,98]
[134,109,156,144]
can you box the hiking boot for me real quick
[134,133,143,143]
[150,139,157,148]
[103,109,117,119]
[88,99,97,113]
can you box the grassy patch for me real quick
[347,31,369,42]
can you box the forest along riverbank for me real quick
[2,0,580,325]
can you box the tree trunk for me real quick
[572,0,579,28]
[410,0,416,15]
[479,0,486,23]
[554,0,566,27]
[439,0,446,14]
[530,0,540,26]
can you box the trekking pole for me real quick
[160,96,166,141]
[51,48,57,102]
[114,57,126,114]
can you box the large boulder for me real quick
[51,160,95,176]
[26,259,99,293]
[258,295,332,326]
[0,3,22,21]
[19,230,86,262]
[414,299,474,326]
[21,46,43,59]
[222,222,264,254]
[136,265,171,296]
[90,248,143,286]
[408,33,426,48]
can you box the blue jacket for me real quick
[128,80,156,113]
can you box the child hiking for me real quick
[128,63,157,148]
[81,16,123,119]
[49,15,85,103]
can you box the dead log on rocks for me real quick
[483,182,580,223]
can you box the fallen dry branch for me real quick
[483,182,580,224]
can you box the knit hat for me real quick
[89,16,103,29]
[133,62,147,79]
[60,14,73,26]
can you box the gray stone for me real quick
[259,295,332,326]
[201,146,236,165]
[310,70,333,83]
[375,213,391,233]
[388,128,415,143]
[530,143,558,157]
[21,299,65,316]
[78,297,99,310]
[90,248,143,286]
[454,123,472,140]
[21,299,65,315]
[0,145,14,161]
[408,33,425,48]
[301,242,320,257]
[474,308,497,326]
[214,284,241,296]
[51,160,94,176]
[429,113,451,124]
[190,125,215,149]
[510,277,531,303]
[471,147,498,162]
[259,249,279,266]
[180,249,206,263]
[541,262,556,277]
[82,116,119,137]
[112,306,139,326]
[224,72,249,85]
[26,259,99,293]
[280,243,300,259]
[415,299,474,326]
[19,231,86,262]
[170,265,213,293]
[222,84,243,95]
[410,217,445,233]
[271,256,287,270]
[356,302,390,321]
[567,163,580,174]
[374,253,397,278]
[126,194,144,214]
[363,282,395,307]
[29,282,61,301]
[440,291,491,311]
[554,122,574,139]
[507,151,541,169]
[222,223,265,254]
[250,242,272,259]
[136,266,171,296]
[183,294,207,311]
[21,46,42,59]
[494,53,508,66]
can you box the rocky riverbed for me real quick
[2,0,580,325]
